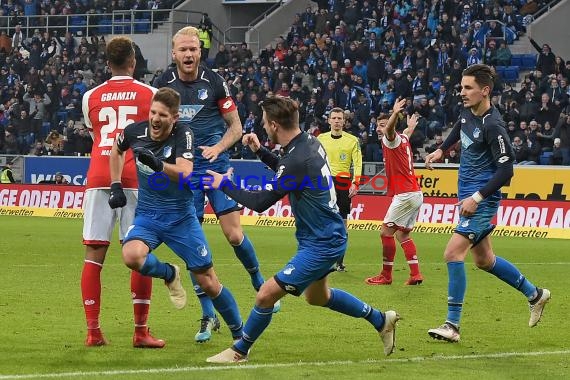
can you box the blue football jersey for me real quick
[117,121,195,214]
[154,65,233,175]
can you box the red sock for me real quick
[381,235,396,277]
[401,239,420,276]
[81,260,103,330]
[131,270,152,333]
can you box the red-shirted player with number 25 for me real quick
[365,98,425,286]
[80,36,164,348]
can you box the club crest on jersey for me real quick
[473,127,481,139]
[198,89,208,100]
[340,153,347,161]
[163,145,172,158]
[179,105,203,121]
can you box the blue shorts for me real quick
[193,188,241,220]
[123,211,213,271]
[455,190,501,245]
[274,241,346,296]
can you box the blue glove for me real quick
[108,182,127,209]
[134,147,164,172]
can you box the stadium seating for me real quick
[539,151,553,165]
[521,54,537,70]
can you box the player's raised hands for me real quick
[392,98,407,114]
[407,113,419,130]
[242,133,261,153]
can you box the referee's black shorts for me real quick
[332,176,351,219]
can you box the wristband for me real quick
[471,191,484,204]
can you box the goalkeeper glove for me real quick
[108,182,127,209]
[134,147,164,172]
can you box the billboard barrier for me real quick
[2,184,568,239]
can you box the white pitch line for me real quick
[1,350,569,379]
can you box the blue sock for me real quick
[233,305,273,356]
[139,253,173,281]
[233,234,264,290]
[325,288,384,330]
[447,261,466,327]
[211,286,243,339]
[488,256,537,300]
[189,272,215,318]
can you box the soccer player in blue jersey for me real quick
[424,64,550,342]
[153,26,273,342]
[204,96,400,363]
[108,87,244,343]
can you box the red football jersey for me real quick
[82,76,157,189]
[382,133,421,196]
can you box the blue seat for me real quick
[510,55,523,67]
[521,54,537,70]
[134,18,150,34]
[98,19,112,34]
[539,151,553,165]
[113,18,132,34]
[503,66,519,82]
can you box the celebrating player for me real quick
[318,107,362,272]
[80,36,162,348]
[365,98,424,286]
[425,64,550,342]
[204,96,399,363]
[153,26,276,343]
[108,87,244,343]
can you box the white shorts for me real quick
[82,188,138,245]
[383,191,423,232]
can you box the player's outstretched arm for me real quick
[403,113,419,138]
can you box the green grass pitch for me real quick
[0,216,569,379]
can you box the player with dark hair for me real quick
[108,87,244,343]
[153,26,275,343]
[425,64,550,342]
[365,98,424,286]
[81,36,162,348]
[205,96,399,363]
[318,107,362,272]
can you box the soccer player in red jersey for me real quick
[365,98,424,286]
[80,36,164,348]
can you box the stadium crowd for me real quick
[0,0,569,166]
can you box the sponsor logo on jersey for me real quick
[182,152,193,160]
[185,131,193,149]
[460,130,474,149]
[163,145,172,158]
[473,127,480,139]
[221,99,233,109]
[198,89,208,100]
[179,105,203,121]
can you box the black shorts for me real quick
[332,177,351,219]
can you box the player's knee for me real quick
[122,250,142,270]
[304,292,327,306]
[226,230,244,246]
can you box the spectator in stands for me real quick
[551,138,563,165]
[529,37,556,76]
[536,93,560,127]
[23,89,51,140]
[553,114,570,165]
[537,121,555,152]
[519,91,539,123]
[197,23,212,61]
[495,41,512,67]
[30,140,47,156]
[512,136,530,164]
[446,149,460,164]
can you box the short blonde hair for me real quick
[172,26,200,47]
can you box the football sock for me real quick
[325,288,384,330]
[211,286,243,339]
[488,256,538,300]
[381,235,396,276]
[401,238,420,276]
[232,234,264,291]
[233,305,273,356]
[81,260,103,330]
[131,271,152,330]
[189,272,216,318]
[446,261,466,326]
[139,253,173,281]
